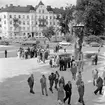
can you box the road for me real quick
[0,45,104,58]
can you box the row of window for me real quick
[9,15,32,19]
[38,15,56,20]
[38,9,45,14]
[2,15,34,19]
[10,27,30,31]
[9,21,31,25]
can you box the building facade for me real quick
[0,1,62,39]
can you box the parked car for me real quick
[90,42,103,47]
[59,41,71,46]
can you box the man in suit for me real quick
[78,81,85,105]
[5,50,7,58]
[40,75,48,96]
[94,76,103,95]
[59,57,64,71]
[48,73,56,93]
[27,74,35,94]
[64,81,72,105]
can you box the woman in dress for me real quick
[58,83,64,105]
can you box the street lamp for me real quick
[72,23,84,60]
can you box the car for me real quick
[90,42,102,47]
[59,41,71,46]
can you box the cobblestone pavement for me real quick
[0,57,105,105]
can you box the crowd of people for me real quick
[17,47,49,63]
[26,48,105,105]
[27,68,85,105]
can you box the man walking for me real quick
[5,50,7,58]
[59,57,64,71]
[27,74,35,94]
[48,73,55,93]
[94,76,103,95]
[78,81,85,105]
[40,75,48,96]
[54,71,60,90]
[64,81,72,105]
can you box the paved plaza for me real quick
[0,55,105,105]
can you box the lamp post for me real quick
[72,23,84,60]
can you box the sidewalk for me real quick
[0,57,105,105]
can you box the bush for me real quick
[85,35,102,44]
[85,53,96,59]
[0,40,9,45]
[65,34,74,43]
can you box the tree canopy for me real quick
[42,26,55,41]
[76,0,105,35]
[57,5,76,35]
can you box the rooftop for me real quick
[0,1,64,14]
[0,4,35,13]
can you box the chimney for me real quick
[10,4,13,7]
[5,5,8,8]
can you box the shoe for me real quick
[31,91,35,94]
[99,93,103,95]
[94,91,97,95]
[78,100,81,103]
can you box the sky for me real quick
[0,0,77,8]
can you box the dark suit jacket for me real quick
[64,83,72,94]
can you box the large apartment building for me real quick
[0,1,63,38]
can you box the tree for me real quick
[42,26,55,41]
[13,18,21,36]
[76,0,105,35]
[57,5,76,35]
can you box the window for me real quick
[54,16,56,19]
[0,24,2,27]
[23,21,25,25]
[46,16,48,19]
[53,22,55,25]
[27,27,30,30]
[36,22,37,25]
[14,15,16,18]
[32,21,34,25]
[31,15,33,19]
[39,33,41,36]
[23,15,25,18]
[23,27,25,30]
[27,15,29,19]
[4,21,6,24]
[19,21,21,25]
[50,16,52,19]
[19,15,21,18]
[23,33,25,35]
[27,21,29,25]
[10,21,12,24]
[39,16,41,19]
[46,21,48,25]
[4,15,6,18]
[39,9,41,13]
[50,22,52,25]
[10,15,12,18]
[10,27,12,30]
[42,10,44,13]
